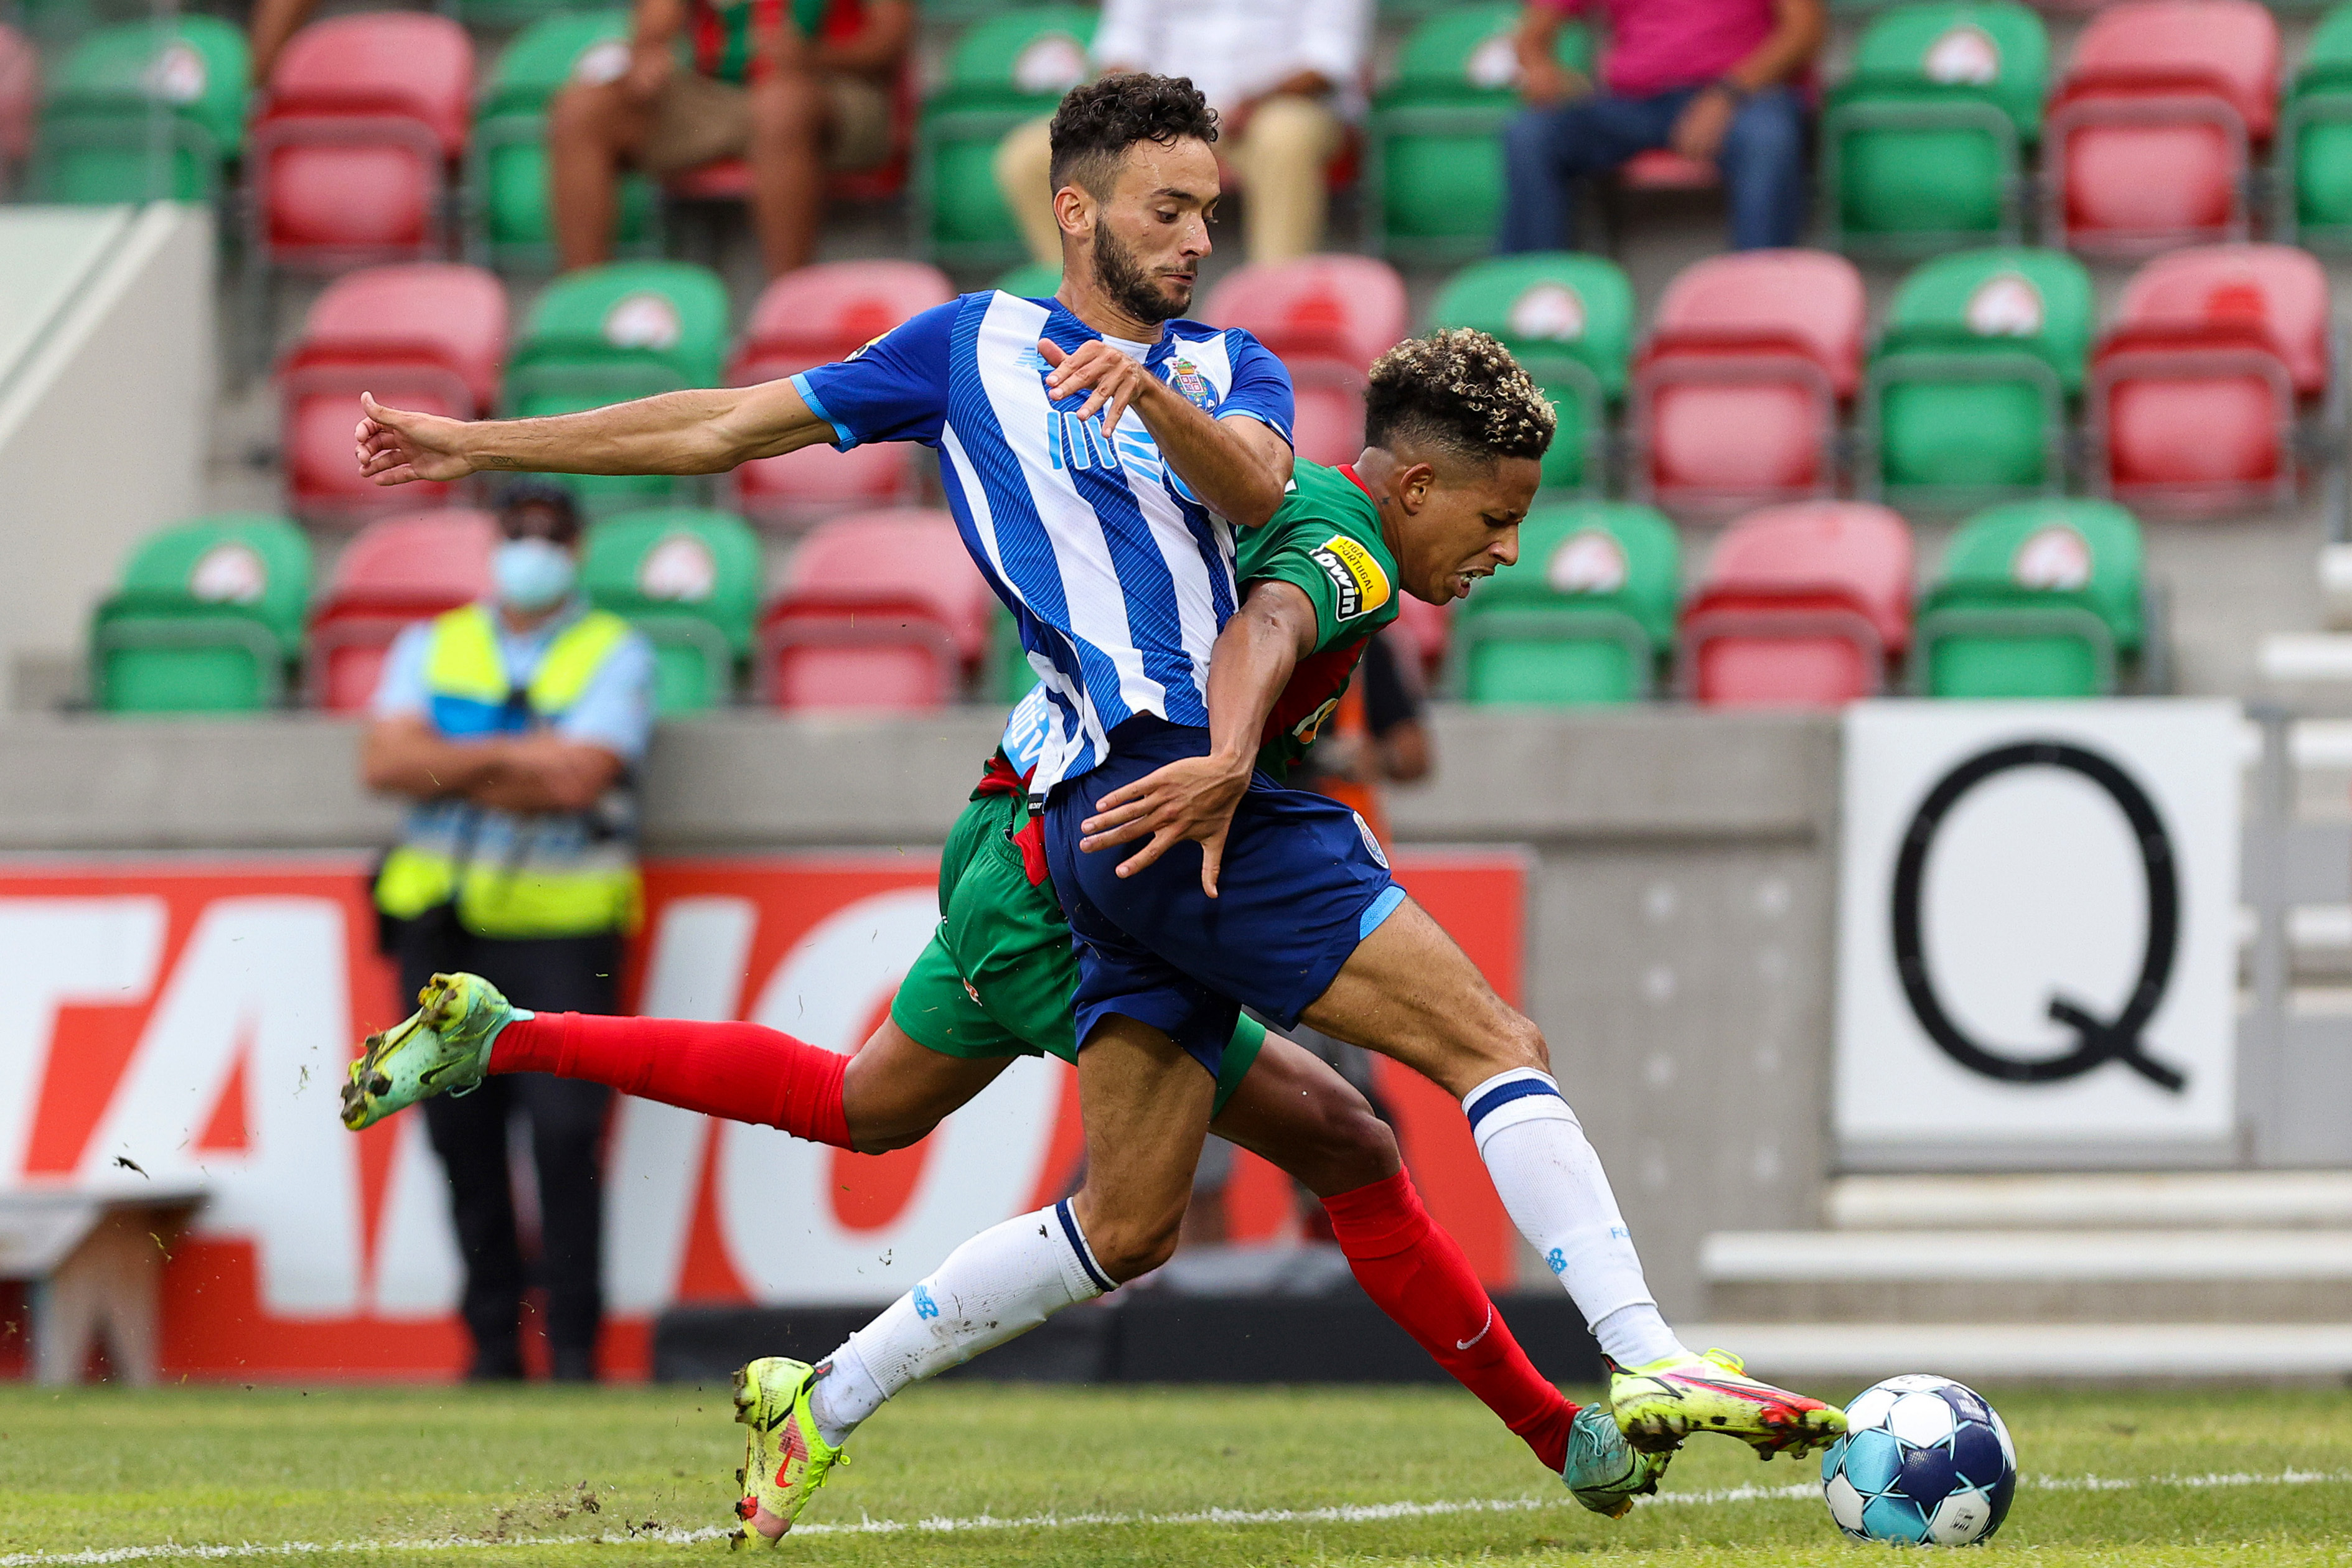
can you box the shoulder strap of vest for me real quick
[423,604,507,704]
[529,609,633,714]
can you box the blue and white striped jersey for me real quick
[793,290,1295,798]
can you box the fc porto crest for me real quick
[1167,357,1219,412]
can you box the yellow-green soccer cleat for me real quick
[729,1356,846,1546]
[1562,1402,1674,1518]
[339,972,524,1131]
[1610,1347,1847,1458]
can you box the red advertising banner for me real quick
[0,849,1525,1381]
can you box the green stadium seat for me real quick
[1429,253,1633,497]
[2280,4,2352,248]
[1915,498,2144,697]
[458,0,581,32]
[502,261,730,514]
[466,12,656,271]
[581,507,762,714]
[989,602,1041,701]
[90,515,312,714]
[1862,247,2091,507]
[1446,502,1678,705]
[914,6,1096,264]
[995,260,1062,299]
[34,16,248,203]
[1369,4,1591,260]
[1822,1,2048,251]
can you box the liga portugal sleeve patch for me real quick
[1310,536,1392,620]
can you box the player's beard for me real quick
[1092,223,1191,325]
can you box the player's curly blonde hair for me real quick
[1365,329,1556,464]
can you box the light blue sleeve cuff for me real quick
[791,373,858,452]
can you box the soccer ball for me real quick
[1819,1374,2016,1545]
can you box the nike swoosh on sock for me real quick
[1455,1309,1493,1351]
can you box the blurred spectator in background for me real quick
[246,0,310,86]
[993,0,1371,267]
[1497,0,1822,253]
[548,0,912,277]
[362,480,654,1382]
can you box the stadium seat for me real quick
[1202,256,1409,467]
[2278,3,2352,249]
[581,508,762,714]
[0,25,34,187]
[728,260,955,527]
[1369,4,1592,259]
[306,508,496,711]
[1915,498,2145,697]
[2089,244,2329,513]
[914,5,1095,264]
[90,516,312,714]
[2044,0,2279,255]
[1681,502,1913,707]
[1633,250,1864,515]
[995,261,1062,298]
[502,261,730,514]
[760,510,995,711]
[1446,502,1679,705]
[1861,247,2092,506]
[1429,253,1634,497]
[246,14,472,275]
[278,263,508,525]
[466,11,654,271]
[1822,1,2048,251]
[32,16,248,202]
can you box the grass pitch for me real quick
[2,1381,2348,1566]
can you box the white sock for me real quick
[1461,1067,1690,1370]
[805,1198,1112,1447]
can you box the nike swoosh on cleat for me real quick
[1455,1310,1493,1351]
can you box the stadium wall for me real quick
[0,205,214,713]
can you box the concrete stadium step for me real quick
[1677,1322,2352,1383]
[1702,1230,2352,1324]
[1824,1172,2352,1230]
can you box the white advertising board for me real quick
[1835,700,2241,1163]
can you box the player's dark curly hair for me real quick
[1365,329,1557,465]
[1048,73,1219,200]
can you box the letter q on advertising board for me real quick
[1834,700,2242,1162]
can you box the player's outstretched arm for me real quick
[1038,338,1292,527]
[354,378,839,486]
[1078,578,1314,894]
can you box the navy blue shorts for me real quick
[1043,717,1405,1077]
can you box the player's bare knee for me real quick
[1086,1206,1184,1284]
[1274,1078,1399,1197]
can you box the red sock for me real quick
[1323,1169,1578,1474]
[490,1012,851,1149]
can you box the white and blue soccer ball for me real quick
[1819,1374,2016,1545]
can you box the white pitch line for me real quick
[4,1467,2345,1566]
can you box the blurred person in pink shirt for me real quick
[1497,0,1822,252]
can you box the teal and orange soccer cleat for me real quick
[339,971,523,1131]
[1610,1347,1847,1458]
[1562,1402,1674,1517]
[729,1356,846,1546]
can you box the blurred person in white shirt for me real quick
[993,0,1370,266]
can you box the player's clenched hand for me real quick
[1079,754,1252,897]
[1038,338,1154,437]
[357,391,476,485]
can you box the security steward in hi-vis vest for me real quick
[362,480,654,1383]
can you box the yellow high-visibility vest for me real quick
[375,604,642,938]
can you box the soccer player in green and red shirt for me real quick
[342,333,1679,1535]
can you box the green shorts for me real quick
[890,790,1265,1115]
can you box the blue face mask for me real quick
[492,538,578,612]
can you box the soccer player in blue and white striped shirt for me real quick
[358,72,1842,1538]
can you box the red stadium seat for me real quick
[728,261,955,528]
[248,13,472,273]
[0,24,34,175]
[278,263,508,525]
[759,509,995,711]
[2091,244,2328,513]
[1680,502,1913,707]
[1202,256,1409,467]
[2044,0,2279,255]
[306,508,495,710]
[1633,250,1863,516]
